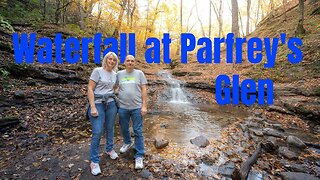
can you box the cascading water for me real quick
[157,71,189,103]
[146,70,248,145]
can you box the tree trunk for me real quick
[209,0,211,38]
[246,0,251,35]
[78,0,85,29]
[211,0,224,37]
[231,0,239,37]
[127,0,130,26]
[180,0,183,33]
[295,0,306,35]
[113,0,127,38]
[62,0,66,24]
[55,0,61,24]
[96,0,102,31]
[130,0,136,29]
[239,11,245,36]
[43,0,47,21]
[195,0,206,36]
[261,0,265,20]
[218,0,223,37]
[255,0,260,26]
[143,0,150,44]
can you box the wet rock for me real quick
[280,172,319,180]
[14,90,26,99]
[249,133,260,141]
[287,135,307,149]
[140,169,153,178]
[262,137,279,153]
[188,72,202,76]
[283,163,309,173]
[42,70,59,80]
[246,122,261,128]
[154,138,169,149]
[247,171,264,180]
[249,128,264,136]
[283,97,320,122]
[279,147,298,160]
[184,82,214,91]
[263,128,284,138]
[267,105,293,115]
[272,124,285,132]
[36,133,48,139]
[190,135,210,148]
[312,166,320,176]
[172,71,188,76]
[198,163,218,177]
[218,162,235,178]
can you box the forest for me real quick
[0,0,320,179]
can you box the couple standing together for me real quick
[87,52,147,175]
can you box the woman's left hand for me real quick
[141,106,147,116]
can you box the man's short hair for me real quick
[125,55,135,60]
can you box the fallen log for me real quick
[239,142,262,180]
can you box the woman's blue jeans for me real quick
[118,108,144,158]
[88,101,117,163]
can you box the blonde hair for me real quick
[102,52,118,72]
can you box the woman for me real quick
[87,52,118,176]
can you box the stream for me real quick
[144,71,248,145]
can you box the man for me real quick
[116,55,147,169]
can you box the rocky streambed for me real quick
[0,68,319,179]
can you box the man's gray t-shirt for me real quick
[116,69,147,109]
[90,67,116,103]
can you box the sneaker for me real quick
[135,157,144,169]
[90,162,101,175]
[106,149,119,160]
[120,143,133,153]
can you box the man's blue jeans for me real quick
[88,101,117,163]
[118,108,144,158]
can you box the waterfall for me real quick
[158,71,189,103]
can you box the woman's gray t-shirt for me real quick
[89,67,116,103]
[116,69,147,109]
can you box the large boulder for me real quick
[190,135,210,148]
[154,138,169,149]
[278,147,298,160]
[263,128,285,138]
[218,162,236,178]
[287,135,307,149]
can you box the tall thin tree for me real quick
[246,0,251,35]
[231,0,239,37]
[295,0,306,35]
